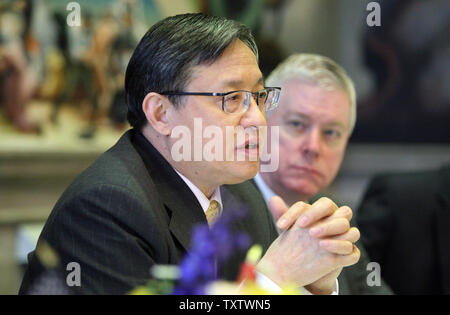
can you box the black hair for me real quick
[125,13,258,130]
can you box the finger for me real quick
[326,227,360,243]
[319,240,354,255]
[324,206,353,222]
[295,197,338,228]
[276,201,310,230]
[337,245,361,267]
[268,196,288,223]
[309,218,350,238]
[312,206,352,227]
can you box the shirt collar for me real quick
[253,173,276,206]
[174,169,223,214]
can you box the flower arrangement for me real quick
[26,206,301,295]
[130,208,301,295]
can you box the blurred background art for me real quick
[0,0,449,294]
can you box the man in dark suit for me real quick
[253,54,392,294]
[356,164,450,294]
[19,13,360,295]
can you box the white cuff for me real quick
[254,272,283,293]
[300,279,339,295]
[252,272,339,295]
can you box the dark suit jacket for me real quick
[19,130,278,294]
[356,164,450,294]
[337,239,392,295]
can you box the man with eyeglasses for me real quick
[20,14,360,295]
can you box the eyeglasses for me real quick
[160,87,281,114]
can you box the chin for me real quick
[285,180,321,200]
[226,161,259,184]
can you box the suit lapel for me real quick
[220,182,278,281]
[132,131,207,252]
[222,182,277,252]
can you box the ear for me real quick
[142,92,172,136]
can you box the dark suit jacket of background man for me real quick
[356,164,450,294]
[249,181,393,295]
[19,129,278,294]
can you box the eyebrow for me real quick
[284,112,309,121]
[325,122,347,131]
[284,112,348,131]
[220,76,265,90]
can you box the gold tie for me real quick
[206,200,221,227]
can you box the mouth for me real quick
[244,142,258,150]
[290,165,324,178]
[237,138,259,149]
[235,139,260,159]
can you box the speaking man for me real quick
[20,14,359,295]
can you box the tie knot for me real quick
[206,200,221,227]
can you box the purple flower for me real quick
[173,207,251,294]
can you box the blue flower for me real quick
[173,207,251,294]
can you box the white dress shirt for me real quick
[175,170,223,216]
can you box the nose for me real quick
[301,127,321,162]
[239,97,267,129]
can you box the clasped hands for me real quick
[256,197,361,295]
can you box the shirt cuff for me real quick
[300,279,339,295]
[254,272,339,295]
[254,271,283,293]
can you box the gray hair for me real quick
[265,54,357,133]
